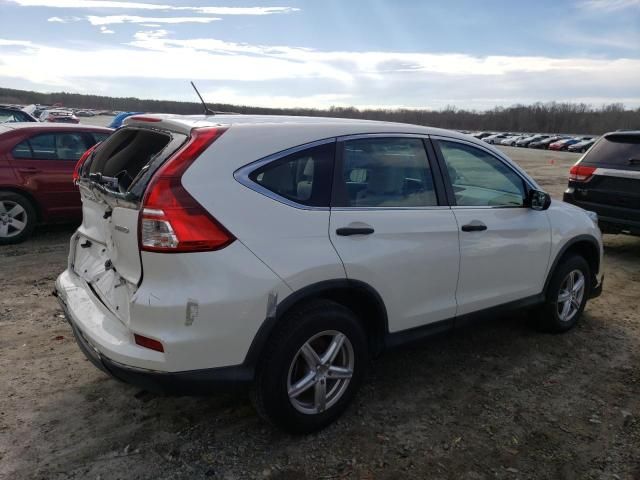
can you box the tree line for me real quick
[1,87,638,135]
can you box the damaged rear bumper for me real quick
[55,271,253,395]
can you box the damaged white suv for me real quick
[56,114,603,432]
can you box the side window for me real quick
[12,134,56,160]
[249,142,335,207]
[55,133,88,160]
[337,137,437,207]
[437,140,526,207]
[92,132,111,144]
[12,139,33,158]
[11,133,89,161]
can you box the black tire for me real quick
[535,255,591,333]
[252,299,368,433]
[0,191,36,245]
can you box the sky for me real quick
[0,0,639,110]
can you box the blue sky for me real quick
[1,0,639,109]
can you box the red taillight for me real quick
[140,127,234,253]
[569,164,596,182]
[72,143,98,184]
[134,333,164,352]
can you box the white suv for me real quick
[55,115,603,432]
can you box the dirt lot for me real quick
[1,146,639,480]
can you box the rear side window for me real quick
[335,137,437,208]
[249,142,335,207]
[582,135,640,168]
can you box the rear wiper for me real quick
[89,172,119,190]
[628,158,640,166]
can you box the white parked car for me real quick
[482,133,512,144]
[501,134,528,146]
[56,115,603,432]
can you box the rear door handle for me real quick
[336,227,374,236]
[17,167,41,174]
[461,222,487,232]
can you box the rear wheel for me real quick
[0,192,36,245]
[535,255,591,333]
[253,300,367,433]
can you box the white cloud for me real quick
[99,26,114,34]
[0,33,638,109]
[581,0,640,11]
[201,88,352,109]
[87,15,220,25]
[0,38,33,47]
[46,15,81,23]
[7,1,299,15]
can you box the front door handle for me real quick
[461,221,487,232]
[336,227,374,236]
[17,167,41,174]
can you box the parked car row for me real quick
[0,122,112,243]
[471,131,597,153]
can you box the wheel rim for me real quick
[0,200,28,238]
[287,330,354,415]
[557,269,585,322]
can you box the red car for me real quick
[40,110,80,124]
[0,123,112,244]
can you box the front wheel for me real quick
[0,192,36,245]
[535,255,591,333]
[253,300,368,433]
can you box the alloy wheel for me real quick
[557,269,585,322]
[287,330,354,415]
[0,200,28,238]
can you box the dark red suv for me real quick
[0,122,112,244]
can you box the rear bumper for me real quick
[55,287,253,395]
[563,191,640,236]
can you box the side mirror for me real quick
[527,189,551,211]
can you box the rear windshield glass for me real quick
[88,128,171,191]
[583,135,640,168]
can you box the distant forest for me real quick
[2,86,639,135]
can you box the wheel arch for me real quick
[243,279,388,368]
[544,234,601,297]
[0,186,42,222]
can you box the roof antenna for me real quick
[191,81,215,116]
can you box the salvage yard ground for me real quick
[1,144,639,480]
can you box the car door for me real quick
[9,131,92,220]
[432,137,551,316]
[329,135,460,333]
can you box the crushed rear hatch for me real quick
[72,125,187,324]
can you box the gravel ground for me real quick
[1,144,639,480]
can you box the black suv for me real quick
[564,131,640,236]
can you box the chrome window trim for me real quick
[233,137,336,211]
[430,134,538,210]
[332,206,451,212]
